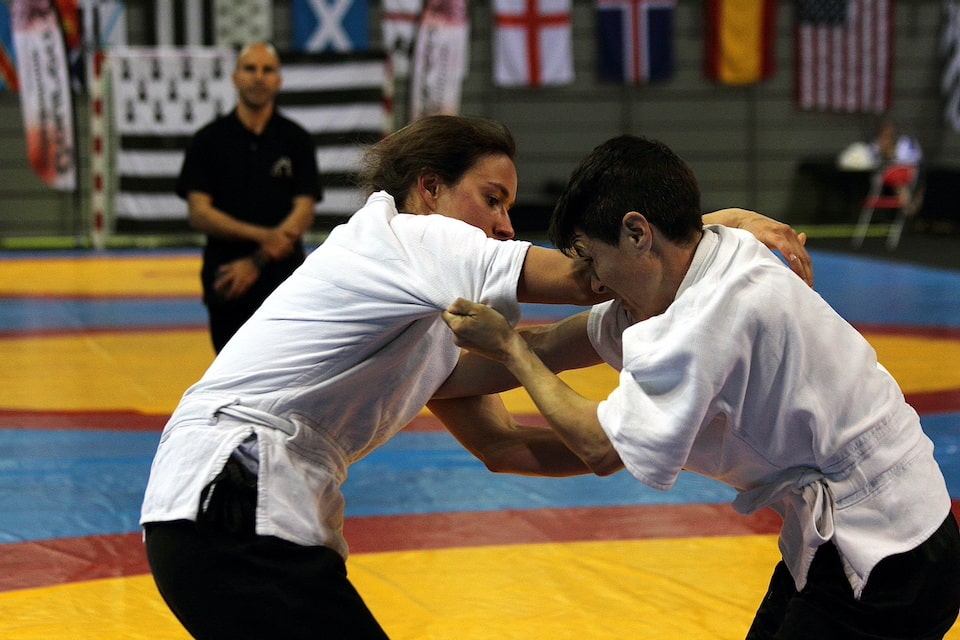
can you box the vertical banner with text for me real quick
[11,0,77,190]
[410,0,468,119]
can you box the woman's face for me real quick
[433,154,518,240]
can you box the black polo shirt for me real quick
[177,110,322,303]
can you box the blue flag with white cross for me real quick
[293,0,369,52]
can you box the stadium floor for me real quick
[0,234,959,639]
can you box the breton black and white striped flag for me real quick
[277,51,392,217]
[109,47,391,225]
[110,47,235,223]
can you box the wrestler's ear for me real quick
[622,211,652,252]
[418,172,442,211]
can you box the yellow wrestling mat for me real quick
[1,252,958,414]
[3,536,957,639]
[0,328,956,414]
[0,536,781,640]
[0,254,202,297]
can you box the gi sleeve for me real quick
[401,214,531,325]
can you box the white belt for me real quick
[216,402,297,436]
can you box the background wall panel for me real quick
[0,0,957,241]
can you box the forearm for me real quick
[525,312,600,371]
[442,298,622,476]
[432,352,519,399]
[702,207,748,227]
[428,396,592,477]
[187,195,271,244]
[434,313,600,399]
[517,246,609,305]
[252,197,316,263]
[278,196,316,239]
[500,336,621,476]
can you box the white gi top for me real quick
[589,225,950,598]
[141,191,530,558]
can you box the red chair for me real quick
[852,164,919,250]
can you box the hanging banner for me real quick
[410,0,468,119]
[213,0,272,46]
[110,46,236,221]
[382,0,422,78]
[11,0,77,190]
[795,0,894,114]
[54,0,83,90]
[704,0,777,86]
[942,1,960,131]
[81,0,128,49]
[293,0,369,52]
[110,48,390,222]
[596,0,676,85]
[493,0,574,88]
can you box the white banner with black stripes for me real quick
[109,47,391,223]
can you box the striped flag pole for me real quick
[90,48,108,249]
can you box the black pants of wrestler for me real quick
[746,511,960,640]
[144,458,390,640]
[206,298,263,354]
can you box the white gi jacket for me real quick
[141,191,530,559]
[589,225,950,599]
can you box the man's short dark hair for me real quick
[549,135,702,253]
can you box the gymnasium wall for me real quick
[1,0,958,241]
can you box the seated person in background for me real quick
[870,117,925,216]
[870,117,922,168]
[440,134,960,640]
[840,118,925,217]
[837,117,922,170]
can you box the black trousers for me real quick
[206,298,262,354]
[144,459,390,640]
[746,512,960,640]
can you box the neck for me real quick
[236,102,273,135]
[632,231,701,320]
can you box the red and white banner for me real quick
[409,0,468,119]
[382,0,422,78]
[11,0,77,190]
[493,0,573,87]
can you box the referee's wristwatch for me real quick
[250,250,269,270]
